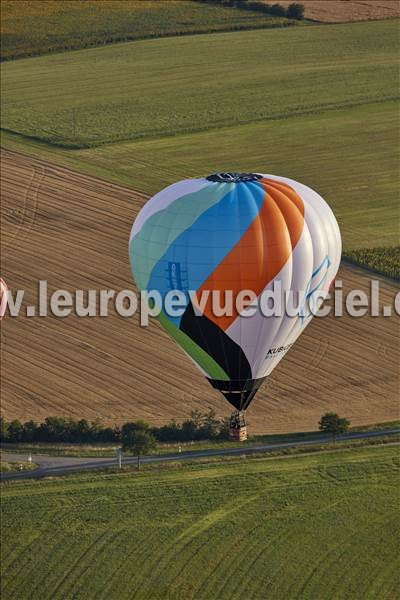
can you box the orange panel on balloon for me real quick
[196,180,305,331]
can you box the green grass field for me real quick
[1,20,399,267]
[2,21,398,255]
[3,99,398,252]
[0,460,36,472]
[1,445,399,599]
[2,21,397,147]
[1,0,297,61]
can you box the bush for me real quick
[319,413,351,438]
[0,417,9,442]
[286,3,305,19]
[8,420,24,443]
[269,3,287,17]
[121,421,156,454]
[195,0,297,20]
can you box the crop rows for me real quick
[2,21,397,147]
[344,247,400,280]
[1,0,296,61]
[1,446,399,599]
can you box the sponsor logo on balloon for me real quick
[168,261,187,291]
[266,343,293,358]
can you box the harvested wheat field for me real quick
[276,1,400,22]
[1,149,399,434]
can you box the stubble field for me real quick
[276,1,400,23]
[1,149,399,433]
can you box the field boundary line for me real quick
[2,96,398,151]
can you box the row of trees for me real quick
[197,1,305,20]
[126,412,352,460]
[1,411,350,447]
[0,409,229,445]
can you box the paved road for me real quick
[1,429,399,481]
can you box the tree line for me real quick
[0,411,350,447]
[196,1,305,20]
[0,409,229,445]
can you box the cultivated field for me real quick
[2,21,397,147]
[277,1,400,22]
[1,446,399,599]
[1,149,399,434]
[2,0,398,64]
[4,100,396,252]
[2,20,398,255]
[1,18,398,429]
[0,0,296,61]
[345,246,399,280]
[1,9,399,600]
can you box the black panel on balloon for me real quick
[179,302,252,381]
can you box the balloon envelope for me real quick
[129,172,341,411]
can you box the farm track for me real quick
[1,148,399,434]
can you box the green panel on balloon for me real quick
[156,309,230,381]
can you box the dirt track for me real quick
[276,1,400,22]
[1,149,399,434]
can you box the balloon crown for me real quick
[206,172,263,183]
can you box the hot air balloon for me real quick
[129,172,341,440]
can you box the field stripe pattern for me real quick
[0,446,399,599]
[1,149,399,433]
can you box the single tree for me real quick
[189,410,204,430]
[38,416,68,442]
[121,422,156,469]
[74,419,92,443]
[286,3,305,20]
[201,408,220,439]
[22,420,38,443]
[218,416,231,440]
[270,3,287,17]
[8,419,24,442]
[319,412,350,440]
[181,419,197,440]
[0,417,9,442]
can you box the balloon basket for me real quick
[229,411,247,442]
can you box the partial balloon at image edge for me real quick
[0,277,9,321]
